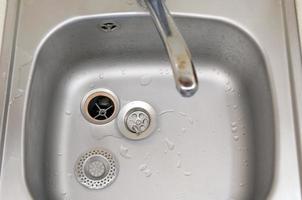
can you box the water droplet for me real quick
[99,73,104,79]
[139,164,152,177]
[225,85,232,92]
[159,110,174,116]
[144,169,153,177]
[178,112,187,117]
[157,128,161,133]
[231,122,237,127]
[119,145,132,159]
[233,135,239,141]
[176,160,182,168]
[140,75,152,86]
[139,164,148,171]
[177,152,181,156]
[89,83,95,89]
[188,117,194,124]
[184,171,192,176]
[181,128,186,133]
[65,111,72,116]
[57,153,63,156]
[164,138,175,150]
[233,105,238,109]
[177,112,194,124]
[232,126,238,133]
[121,69,126,75]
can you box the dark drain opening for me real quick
[98,22,119,32]
[81,89,120,124]
[88,96,115,120]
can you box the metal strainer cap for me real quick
[74,148,118,189]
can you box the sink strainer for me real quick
[75,148,119,190]
[126,110,150,134]
[81,89,120,125]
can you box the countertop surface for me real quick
[0,0,6,53]
[297,0,302,43]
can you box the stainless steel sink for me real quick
[1,0,302,200]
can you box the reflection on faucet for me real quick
[143,0,198,97]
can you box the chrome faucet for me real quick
[143,0,198,97]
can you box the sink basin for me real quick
[24,14,274,200]
[1,0,302,200]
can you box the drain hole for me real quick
[98,22,119,32]
[88,96,115,120]
[81,89,120,124]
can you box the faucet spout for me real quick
[144,0,198,97]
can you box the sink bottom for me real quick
[42,60,254,200]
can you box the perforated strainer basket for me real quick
[74,148,119,189]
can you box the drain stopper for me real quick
[117,101,157,140]
[126,110,150,134]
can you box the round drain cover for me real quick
[117,101,157,140]
[74,148,119,189]
[125,110,150,134]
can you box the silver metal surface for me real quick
[74,148,119,189]
[117,101,156,140]
[143,0,198,97]
[81,88,120,125]
[0,0,301,200]
[125,110,150,134]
